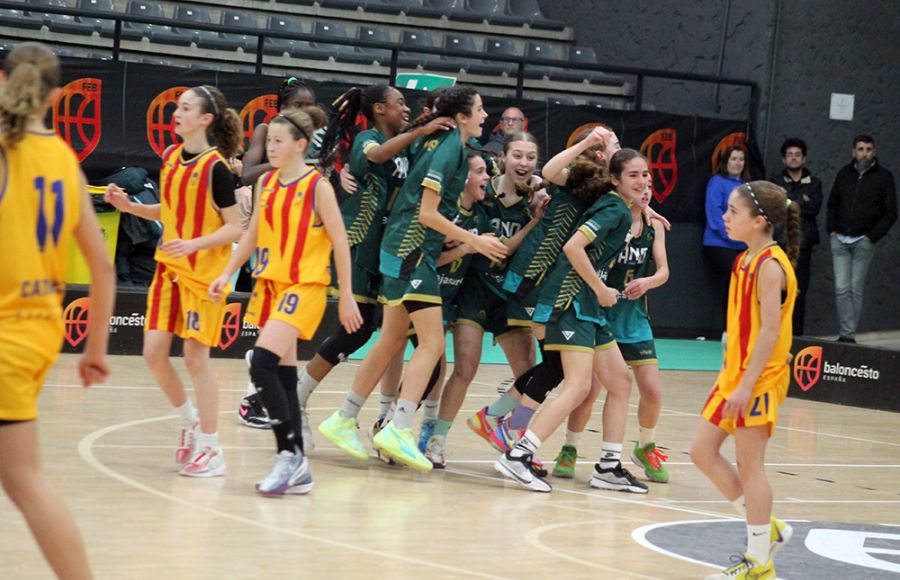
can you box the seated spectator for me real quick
[482,106,526,159]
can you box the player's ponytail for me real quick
[0,42,60,147]
[403,85,479,134]
[735,180,803,266]
[191,85,243,159]
[318,85,391,170]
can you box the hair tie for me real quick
[744,183,772,225]
[276,113,310,142]
[196,86,219,116]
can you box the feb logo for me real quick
[793,346,823,391]
[218,302,242,350]
[239,94,278,149]
[711,131,747,174]
[63,297,91,348]
[146,86,189,157]
[566,122,611,148]
[53,78,101,162]
[640,128,678,203]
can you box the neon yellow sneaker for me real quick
[770,516,793,557]
[705,553,775,580]
[372,421,433,471]
[317,411,368,461]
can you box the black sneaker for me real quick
[238,393,271,429]
[494,451,552,492]
[589,462,648,494]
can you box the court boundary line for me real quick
[76,414,510,580]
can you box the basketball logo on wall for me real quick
[146,86,189,157]
[793,346,823,391]
[240,94,278,148]
[64,297,91,348]
[53,78,101,162]
[711,132,747,174]
[566,122,611,148]
[219,302,242,350]
[640,128,678,203]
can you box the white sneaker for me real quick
[179,446,226,477]
[300,405,315,453]
[256,451,313,496]
[175,422,198,465]
[424,435,446,469]
[494,451,551,492]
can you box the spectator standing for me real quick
[704,145,749,332]
[826,135,897,343]
[482,106,526,159]
[771,138,823,335]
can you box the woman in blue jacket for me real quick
[704,145,749,332]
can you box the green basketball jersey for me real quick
[605,217,656,342]
[533,192,632,325]
[344,129,409,272]
[379,129,468,279]
[503,185,589,296]
[438,201,492,302]
[469,176,533,297]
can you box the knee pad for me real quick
[250,347,289,424]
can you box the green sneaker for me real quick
[372,421,433,471]
[552,444,577,479]
[318,411,368,461]
[630,442,669,483]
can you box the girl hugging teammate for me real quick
[318,85,508,471]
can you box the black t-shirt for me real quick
[180,148,237,209]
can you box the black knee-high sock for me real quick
[250,347,297,454]
[420,355,443,402]
[522,350,564,403]
[278,365,302,452]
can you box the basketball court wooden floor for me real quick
[4,354,900,579]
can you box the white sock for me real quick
[599,441,623,469]
[731,495,747,518]
[378,392,396,420]
[639,425,656,448]
[196,431,219,450]
[565,429,582,448]
[297,368,320,407]
[176,400,197,428]
[510,429,542,458]
[746,523,770,563]
[384,400,397,423]
[423,399,439,421]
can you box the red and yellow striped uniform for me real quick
[701,242,797,435]
[145,145,231,346]
[245,168,332,338]
[0,131,83,420]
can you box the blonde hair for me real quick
[0,43,60,147]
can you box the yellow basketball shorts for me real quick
[246,279,327,340]
[0,320,62,421]
[145,264,226,347]
[700,383,785,437]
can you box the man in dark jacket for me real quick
[771,138,823,335]
[826,135,897,343]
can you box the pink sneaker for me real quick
[175,423,198,465]
[466,406,500,446]
[179,446,226,478]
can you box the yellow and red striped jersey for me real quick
[156,145,231,285]
[0,131,82,324]
[253,168,331,286]
[715,242,797,397]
